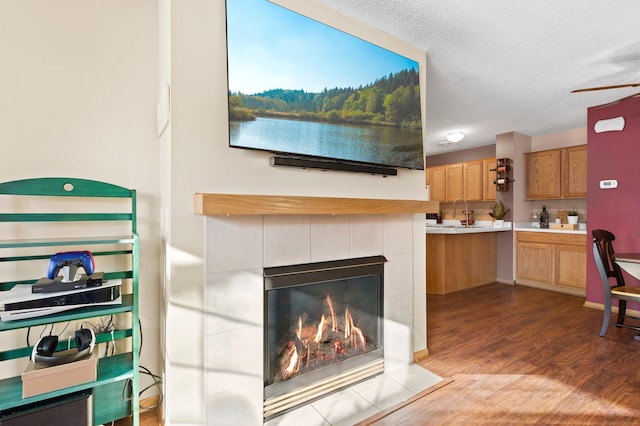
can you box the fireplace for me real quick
[263,255,386,419]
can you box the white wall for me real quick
[0,0,161,400]
[163,0,429,424]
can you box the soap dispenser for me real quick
[540,206,549,229]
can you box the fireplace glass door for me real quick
[263,256,385,418]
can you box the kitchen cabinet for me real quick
[464,160,484,201]
[446,163,464,201]
[426,232,497,294]
[516,231,586,294]
[483,159,497,201]
[525,145,587,200]
[525,149,561,199]
[426,165,446,202]
[561,145,588,198]
[426,159,490,202]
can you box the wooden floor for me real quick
[369,283,640,425]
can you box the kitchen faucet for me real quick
[452,198,469,228]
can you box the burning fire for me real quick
[276,294,370,382]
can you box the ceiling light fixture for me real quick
[446,131,464,143]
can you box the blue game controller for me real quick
[47,251,96,280]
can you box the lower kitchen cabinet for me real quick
[516,231,586,294]
[426,233,497,294]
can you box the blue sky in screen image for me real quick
[227,0,419,95]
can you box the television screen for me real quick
[226,0,424,171]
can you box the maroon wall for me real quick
[587,94,640,305]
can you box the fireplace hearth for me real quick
[263,256,386,419]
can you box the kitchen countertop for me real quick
[513,222,587,235]
[426,220,512,234]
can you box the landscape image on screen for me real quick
[226,0,424,170]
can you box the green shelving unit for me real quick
[0,178,139,425]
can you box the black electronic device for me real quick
[31,328,95,366]
[271,156,398,176]
[0,390,91,426]
[32,272,104,294]
[3,284,120,312]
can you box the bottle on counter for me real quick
[540,205,549,229]
[531,210,539,228]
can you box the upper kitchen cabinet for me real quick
[525,149,561,199]
[483,159,497,201]
[426,165,446,202]
[426,158,493,202]
[561,145,588,198]
[446,163,464,201]
[464,160,484,201]
[525,145,587,200]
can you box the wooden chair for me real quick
[592,229,640,336]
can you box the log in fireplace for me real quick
[263,256,386,419]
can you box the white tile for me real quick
[206,387,263,426]
[264,215,311,267]
[206,325,262,380]
[206,366,262,398]
[383,215,413,255]
[383,252,413,298]
[265,404,330,426]
[168,365,205,425]
[206,216,263,273]
[385,291,413,326]
[384,320,413,372]
[384,293,414,371]
[350,215,384,257]
[206,270,263,335]
[311,387,380,426]
[386,364,443,394]
[351,374,414,411]
[166,303,203,367]
[310,215,351,262]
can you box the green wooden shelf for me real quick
[0,235,135,249]
[0,352,135,412]
[0,178,140,425]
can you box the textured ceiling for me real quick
[313,0,640,155]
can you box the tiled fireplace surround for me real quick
[204,212,426,424]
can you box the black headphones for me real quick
[31,328,95,366]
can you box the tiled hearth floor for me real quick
[265,364,443,426]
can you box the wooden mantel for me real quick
[194,193,438,216]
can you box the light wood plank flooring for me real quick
[368,282,640,425]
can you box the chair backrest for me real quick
[592,229,625,288]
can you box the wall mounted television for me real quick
[226,0,424,173]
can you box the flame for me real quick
[344,307,350,338]
[351,325,366,350]
[345,307,366,350]
[314,314,328,343]
[327,294,337,332]
[283,344,299,378]
[276,293,372,382]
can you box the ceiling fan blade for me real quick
[571,83,640,93]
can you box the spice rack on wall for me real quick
[491,158,512,192]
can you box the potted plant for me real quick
[567,210,579,225]
[490,201,510,227]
